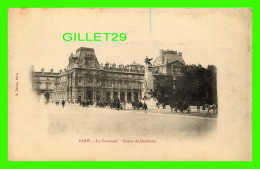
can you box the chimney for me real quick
[59,70,62,73]
[178,52,182,56]
[105,62,109,68]
[41,68,44,73]
[50,69,53,73]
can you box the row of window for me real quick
[35,82,51,89]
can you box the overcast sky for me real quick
[9,8,251,72]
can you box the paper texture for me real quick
[8,8,252,161]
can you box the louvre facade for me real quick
[31,47,185,103]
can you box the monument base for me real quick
[143,98,158,110]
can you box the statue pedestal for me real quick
[142,57,158,109]
[143,98,158,110]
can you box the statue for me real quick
[141,56,157,109]
[150,89,156,98]
[142,56,154,99]
[144,56,153,66]
[143,79,147,88]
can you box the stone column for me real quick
[104,90,106,102]
[82,88,85,100]
[125,91,127,102]
[93,90,96,101]
[67,75,69,86]
[85,89,87,100]
[70,87,73,101]
[111,91,113,101]
[131,90,134,102]
[67,75,70,102]
[81,87,84,101]
[71,74,73,86]
[100,90,103,101]
[67,88,69,101]
[85,89,88,100]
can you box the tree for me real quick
[154,75,174,104]
[154,64,218,105]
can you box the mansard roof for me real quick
[76,47,94,52]
[153,50,185,66]
[127,61,143,66]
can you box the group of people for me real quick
[91,98,149,113]
[156,102,167,109]
[205,104,218,116]
[131,101,143,110]
[131,101,148,113]
[53,98,217,117]
[109,98,124,111]
[167,101,218,117]
[80,100,92,108]
[169,101,191,113]
[55,100,66,108]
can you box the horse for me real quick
[170,103,175,112]
[175,102,191,113]
[136,101,143,110]
[206,104,217,117]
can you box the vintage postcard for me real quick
[8,8,252,161]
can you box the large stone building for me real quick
[31,47,185,103]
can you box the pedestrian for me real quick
[170,102,174,112]
[212,104,217,116]
[202,104,206,110]
[175,107,178,113]
[156,102,160,108]
[116,101,120,111]
[162,102,166,109]
[197,104,200,112]
[83,100,86,107]
[214,104,218,117]
[131,102,135,110]
[187,106,191,113]
[122,102,126,110]
[61,100,65,108]
[207,104,212,115]
[143,102,148,113]
[86,100,89,107]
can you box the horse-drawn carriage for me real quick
[205,104,218,117]
[109,99,124,111]
[132,101,144,110]
[170,101,191,113]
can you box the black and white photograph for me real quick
[8,8,251,161]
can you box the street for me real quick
[46,103,217,139]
